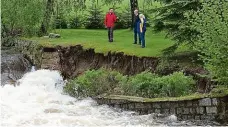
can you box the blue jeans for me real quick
[140,32,145,48]
[134,27,141,44]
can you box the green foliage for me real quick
[192,0,228,85]
[64,69,127,97]
[68,17,83,29]
[64,69,195,98]
[121,71,161,98]
[155,58,180,75]
[210,85,228,97]
[114,7,132,29]
[121,71,195,98]
[84,4,104,29]
[161,72,195,96]
[54,17,68,29]
[152,0,201,53]
[2,0,45,37]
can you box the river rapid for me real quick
[1,69,216,127]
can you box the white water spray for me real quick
[0,69,183,127]
[31,66,36,72]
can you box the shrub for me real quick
[84,4,104,29]
[120,71,160,98]
[114,8,131,29]
[64,69,126,98]
[54,17,68,29]
[191,0,228,85]
[121,71,195,98]
[64,69,195,98]
[160,72,195,97]
[68,17,82,29]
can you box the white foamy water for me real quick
[1,70,182,127]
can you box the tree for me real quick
[130,0,138,28]
[84,3,104,29]
[1,0,45,46]
[152,0,202,53]
[192,0,228,84]
[39,0,87,35]
[39,0,54,36]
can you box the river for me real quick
[1,69,217,127]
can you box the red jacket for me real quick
[104,12,117,28]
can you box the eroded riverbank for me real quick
[4,39,226,125]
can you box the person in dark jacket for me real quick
[137,14,147,48]
[104,8,117,42]
[133,9,141,44]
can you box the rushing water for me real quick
[1,69,216,127]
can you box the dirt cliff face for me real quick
[56,45,159,78]
[16,40,211,93]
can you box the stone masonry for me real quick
[94,96,228,124]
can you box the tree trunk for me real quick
[39,0,54,36]
[130,0,138,29]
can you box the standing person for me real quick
[138,14,146,48]
[104,8,117,42]
[133,9,141,44]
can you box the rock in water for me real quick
[168,115,177,122]
[1,49,32,85]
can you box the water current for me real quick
[0,69,216,127]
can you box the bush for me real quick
[64,69,195,98]
[160,72,195,97]
[120,71,160,98]
[84,4,104,29]
[54,17,68,29]
[114,8,131,29]
[155,58,180,75]
[192,0,228,84]
[68,17,82,29]
[64,69,126,98]
[120,71,195,98]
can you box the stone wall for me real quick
[94,95,228,124]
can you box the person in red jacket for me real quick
[104,8,117,42]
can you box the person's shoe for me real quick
[133,42,137,44]
[110,39,113,42]
[142,46,145,48]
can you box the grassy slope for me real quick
[31,29,176,57]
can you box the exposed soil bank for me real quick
[56,45,158,78]
[17,39,210,92]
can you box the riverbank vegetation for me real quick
[2,0,228,99]
[64,69,196,98]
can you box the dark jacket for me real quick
[137,18,146,33]
[134,14,140,28]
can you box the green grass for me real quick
[30,29,175,57]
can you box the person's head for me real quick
[139,14,145,19]
[139,14,145,23]
[109,8,114,13]
[134,9,139,15]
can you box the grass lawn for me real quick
[30,29,177,57]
